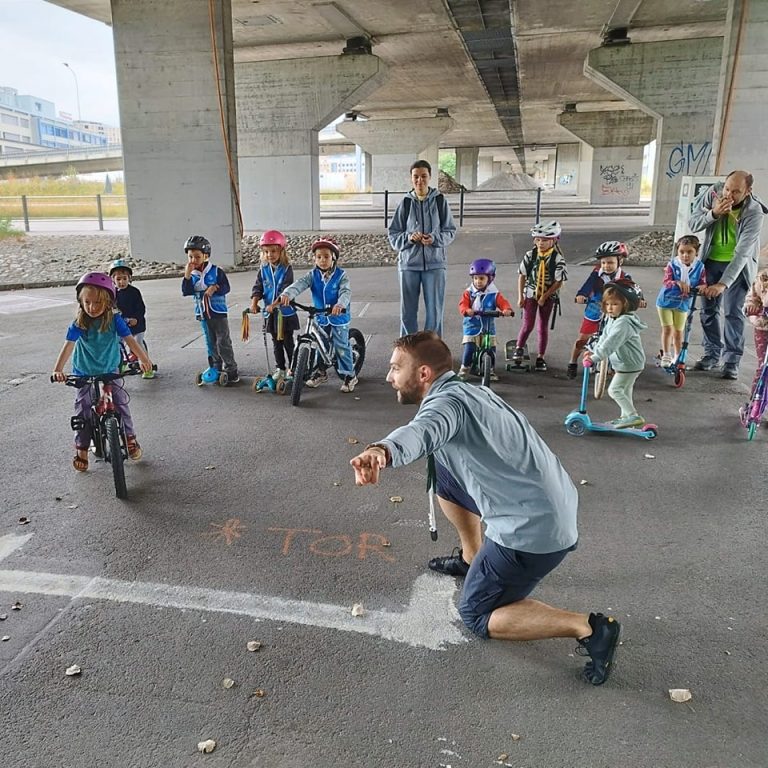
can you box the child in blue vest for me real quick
[457,258,514,380]
[567,241,636,379]
[655,235,706,366]
[249,229,299,383]
[279,237,357,393]
[181,234,239,384]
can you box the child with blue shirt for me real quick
[181,235,239,384]
[52,272,153,472]
[279,237,358,393]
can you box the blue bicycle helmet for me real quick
[469,258,496,281]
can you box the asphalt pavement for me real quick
[0,230,765,767]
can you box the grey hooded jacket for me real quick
[688,182,768,288]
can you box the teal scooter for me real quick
[564,358,657,440]
[194,293,230,387]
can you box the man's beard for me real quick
[396,385,422,405]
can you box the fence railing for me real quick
[0,187,544,232]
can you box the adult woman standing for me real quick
[388,160,457,337]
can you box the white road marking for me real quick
[0,534,466,650]
[0,294,72,315]
[357,302,371,318]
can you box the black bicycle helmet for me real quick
[184,235,211,255]
[603,278,641,311]
[594,240,628,260]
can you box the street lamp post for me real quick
[62,62,81,122]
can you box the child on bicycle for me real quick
[655,235,707,367]
[567,241,636,379]
[583,279,647,429]
[511,220,567,372]
[743,267,768,391]
[52,272,153,472]
[181,234,240,384]
[457,258,514,381]
[249,230,300,383]
[109,258,154,379]
[279,237,358,393]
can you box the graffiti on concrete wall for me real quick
[598,163,639,199]
[665,141,712,179]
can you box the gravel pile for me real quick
[438,170,463,193]
[476,171,542,192]
[0,233,396,289]
[624,231,674,266]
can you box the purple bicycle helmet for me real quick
[469,258,496,281]
[76,271,116,301]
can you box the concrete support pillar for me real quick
[492,160,502,176]
[111,0,240,265]
[456,147,479,189]
[714,1,768,188]
[338,116,453,192]
[478,154,494,185]
[419,143,440,179]
[586,38,723,225]
[545,150,557,187]
[363,151,372,192]
[554,143,580,194]
[557,110,655,204]
[578,145,594,199]
[236,55,385,231]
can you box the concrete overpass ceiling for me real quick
[512,0,728,147]
[44,0,728,154]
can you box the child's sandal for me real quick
[73,451,89,472]
[126,435,143,461]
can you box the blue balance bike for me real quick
[194,293,230,387]
[565,359,658,440]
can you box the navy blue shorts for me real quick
[434,461,575,639]
[435,460,480,516]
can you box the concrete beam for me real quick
[585,37,723,225]
[236,54,386,231]
[112,0,240,265]
[557,110,655,147]
[338,116,454,192]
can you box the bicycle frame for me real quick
[292,304,337,373]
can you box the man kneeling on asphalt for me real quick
[350,331,620,685]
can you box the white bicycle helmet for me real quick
[530,220,561,239]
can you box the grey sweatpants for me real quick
[608,370,642,418]
[205,314,238,375]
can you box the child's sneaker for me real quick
[611,413,644,429]
[141,370,155,379]
[535,357,548,372]
[660,353,673,367]
[576,612,621,685]
[340,375,358,393]
[273,367,286,382]
[126,435,143,461]
[457,365,470,381]
[227,374,241,385]
[511,346,524,363]
[489,370,499,382]
[305,370,328,388]
[567,362,578,379]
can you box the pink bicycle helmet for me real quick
[259,230,287,248]
[76,271,116,301]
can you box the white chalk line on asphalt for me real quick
[0,534,466,651]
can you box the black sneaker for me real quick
[535,357,548,372]
[227,374,241,385]
[721,363,739,380]
[567,362,578,379]
[428,547,470,578]
[511,346,524,363]
[576,612,621,685]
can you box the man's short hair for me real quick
[410,159,432,174]
[726,169,754,189]
[393,331,452,374]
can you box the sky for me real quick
[2,0,120,126]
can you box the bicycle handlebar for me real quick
[51,363,157,387]
[289,300,336,316]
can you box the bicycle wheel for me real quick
[104,416,128,500]
[291,346,310,406]
[594,359,609,400]
[480,352,492,388]
[335,329,366,377]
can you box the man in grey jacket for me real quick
[689,170,767,379]
[350,331,621,685]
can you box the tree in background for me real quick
[439,150,456,178]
